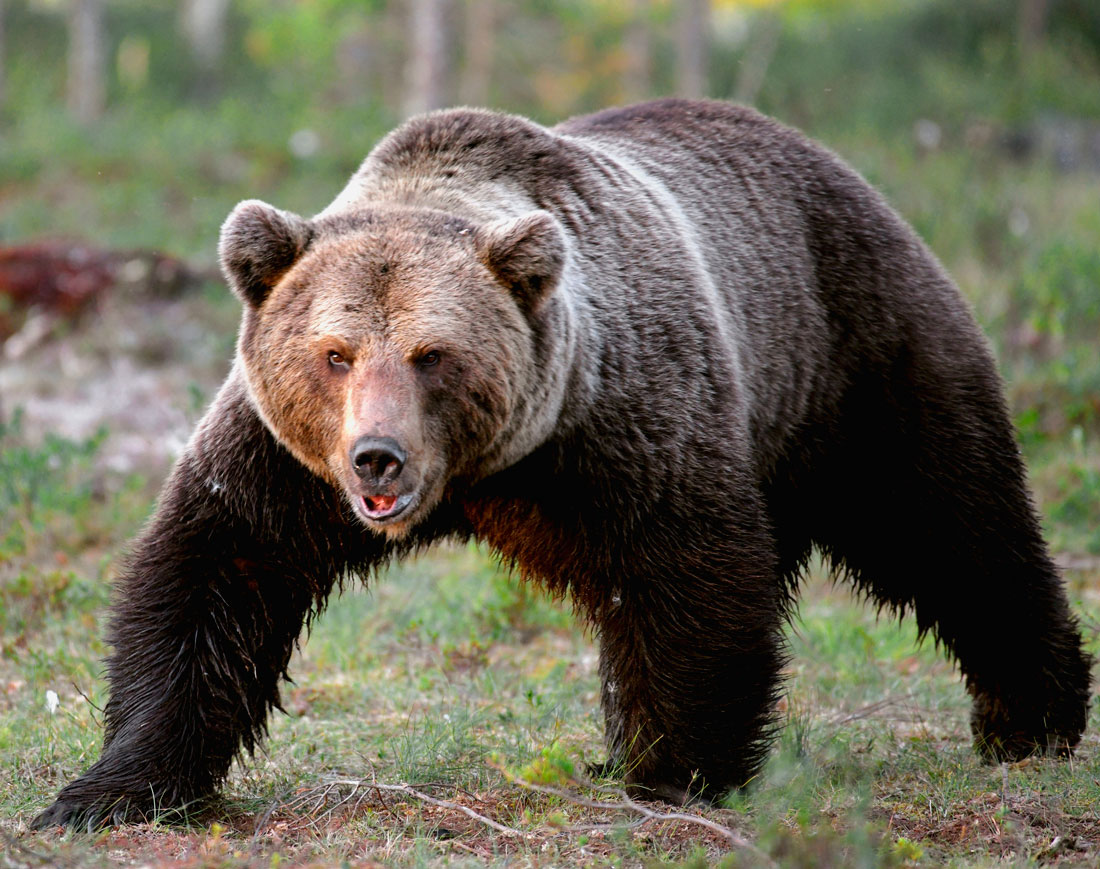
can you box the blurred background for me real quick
[0,0,1098,556]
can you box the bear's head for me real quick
[219,200,567,537]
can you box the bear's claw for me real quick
[30,798,108,833]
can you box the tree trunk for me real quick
[675,0,708,99]
[1018,0,1049,57]
[403,0,450,118]
[623,0,651,103]
[68,0,107,123]
[460,0,495,106]
[179,0,230,99]
[732,12,781,106]
[0,0,6,112]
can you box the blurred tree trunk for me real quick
[675,0,709,99]
[0,0,6,112]
[403,0,451,118]
[623,0,651,103]
[732,12,781,106]
[460,0,494,106]
[68,0,107,123]
[1018,0,1049,56]
[180,0,230,99]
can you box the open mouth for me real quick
[357,492,413,522]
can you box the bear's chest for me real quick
[457,460,628,604]
[461,492,588,596]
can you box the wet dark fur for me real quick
[35,99,1091,829]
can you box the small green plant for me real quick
[0,409,107,557]
[513,743,577,786]
[1047,459,1100,555]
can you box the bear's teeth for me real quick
[364,494,397,514]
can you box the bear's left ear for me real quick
[475,211,566,313]
[219,199,314,309]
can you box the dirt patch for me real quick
[882,788,1100,865]
[1,277,237,478]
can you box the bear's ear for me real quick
[219,200,314,308]
[475,211,566,313]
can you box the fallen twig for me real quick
[251,777,528,846]
[250,770,774,865]
[1054,553,1100,573]
[499,769,776,867]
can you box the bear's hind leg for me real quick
[813,364,1091,762]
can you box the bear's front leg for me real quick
[33,376,383,830]
[34,524,314,829]
[595,533,786,803]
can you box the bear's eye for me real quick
[417,350,441,368]
[328,350,350,370]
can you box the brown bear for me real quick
[34,99,1091,829]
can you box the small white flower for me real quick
[45,690,60,715]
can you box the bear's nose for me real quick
[351,436,407,484]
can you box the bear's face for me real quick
[218,201,566,537]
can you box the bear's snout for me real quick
[351,436,406,485]
[348,435,418,523]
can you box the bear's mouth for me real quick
[357,492,413,522]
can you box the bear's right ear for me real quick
[218,200,314,308]
[475,210,566,313]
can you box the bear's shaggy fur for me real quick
[35,99,1091,828]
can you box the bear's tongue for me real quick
[364,494,397,514]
